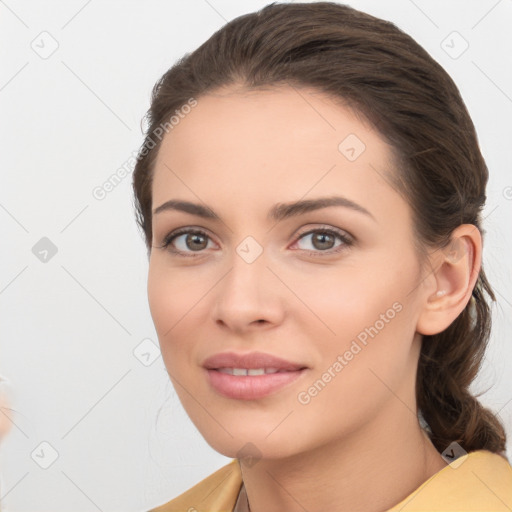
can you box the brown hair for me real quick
[132,1,507,456]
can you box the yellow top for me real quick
[147,449,512,512]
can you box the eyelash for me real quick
[158,225,354,258]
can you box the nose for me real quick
[212,244,285,334]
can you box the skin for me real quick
[147,84,481,512]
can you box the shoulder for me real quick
[147,459,242,512]
[388,449,512,511]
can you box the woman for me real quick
[132,2,512,511]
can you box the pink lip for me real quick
[202,351,308,400]
[202,351,306,371]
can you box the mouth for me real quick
[202,352,309,400]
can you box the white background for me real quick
[0,1,511,511]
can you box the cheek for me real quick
[295,261,405,339]
[147,259,214,373]
[323,250,418,333]
[147,261,192,360]
[296,306,415,447]
[300,260,419,399]
[147,259,198,334]
[147,262,172,335]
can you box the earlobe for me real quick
[416,225,481,336]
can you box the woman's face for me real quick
[147,85,430,460]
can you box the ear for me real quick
[416,224,482,336]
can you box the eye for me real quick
[158,227,215,257]
[291,226,353,256]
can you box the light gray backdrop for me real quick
[1,1,511,511]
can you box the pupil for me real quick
[314,233,333,249]
[188,233,206,250]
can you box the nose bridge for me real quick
[235,234,266,267]
[223,234,269,299]
[212,234,279,325]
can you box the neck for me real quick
[239,402,446,512]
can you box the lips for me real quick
[202,351,308,400]
[202,351,306,372]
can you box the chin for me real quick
[196,424,305,463]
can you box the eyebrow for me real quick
[153,196,375,222]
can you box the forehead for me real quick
[151,84,403,222]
